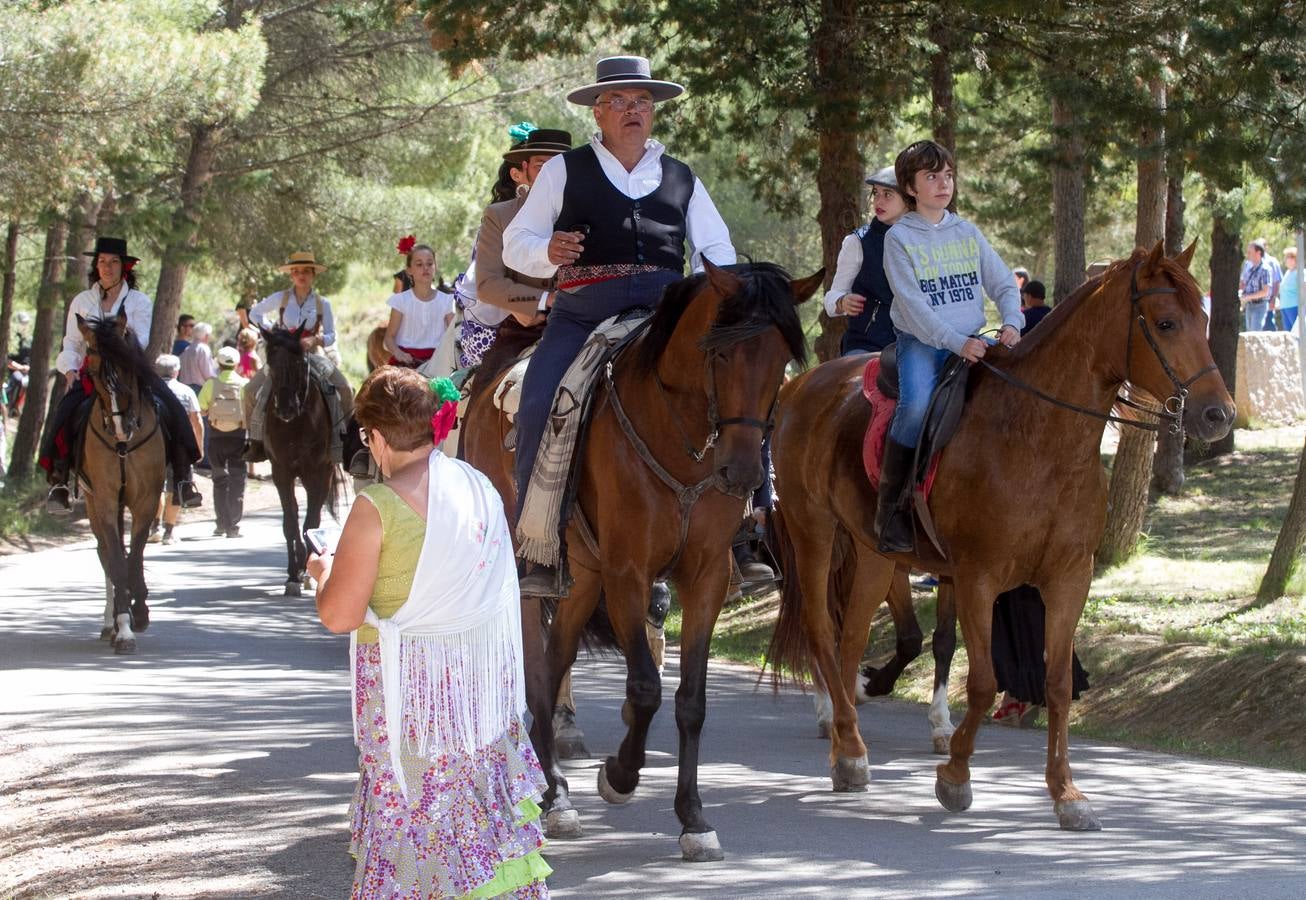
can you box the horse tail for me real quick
[764,501,809,687]
[327,464,345,522]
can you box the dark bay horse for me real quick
[259,325,342,596]
[77,311,167,654]
[462,260,821,861]
[768,243,1233,830]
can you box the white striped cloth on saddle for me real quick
[515,313,650,567]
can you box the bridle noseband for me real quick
[978,261,1220,434]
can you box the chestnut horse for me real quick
[259,325,343,596]
[462,260,821,861]
[768,243,1233,830]
[76,312,167,654]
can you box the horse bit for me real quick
[978,260,1220,434]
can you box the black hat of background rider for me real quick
[84,236,139,264]
[503,129,574,162]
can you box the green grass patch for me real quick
[0,480,72,544]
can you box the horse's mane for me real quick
[86,317,162,395]
[1009,248,1204,360]
[633,262,808,374]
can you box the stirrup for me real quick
[175,480,203,509]
[46,484,72,515]
[518,565,560,598]
[348,450,372,479]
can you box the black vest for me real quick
[555,145,694,271]
[843,219,897,355]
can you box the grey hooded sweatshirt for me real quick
[883,210,1024,355]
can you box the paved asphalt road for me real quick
[3,503,1305,898]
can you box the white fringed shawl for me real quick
[350,450,524,801]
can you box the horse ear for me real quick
[76,313,92,341]
[790,268,826,305]
[702,257,741,297]
[1144,240,1165,272]
[115,308,128,334]
[1173,240,1197,271]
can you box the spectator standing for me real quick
[1241,241,1272,331]
[199,347,249,538]
[180,322,218,469]
[307,368,550,898]
[1280,246,1300,334]
[235,327,261,379]
[1260,237,1283,331]
[172,315,195,356]
[1013,267,1030,292]
[1019,279,1051,335]
[152,354,204,545]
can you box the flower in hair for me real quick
[508,121,539,143]
[396,234,417,255]
[429,376,460,443]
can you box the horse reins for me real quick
[976,261,1219,435]
[652,344,775,463]
[85,356,160,553]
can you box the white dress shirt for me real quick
[388,288,456,348]
[822,230,869,317]
[502,133,736,279]
[56,284,153,374]
[250,289,337,346]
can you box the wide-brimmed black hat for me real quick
[566,55,684,106]
[503,128,573,163]
[84,236,138,264]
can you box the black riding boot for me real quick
[875,438,916,554]
[46,458,72,515]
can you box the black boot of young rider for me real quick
[874,438,916,554]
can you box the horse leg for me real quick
[535,561,602,839]
[928,578,959,755]
[594,568,662,807]
[668,545,733,862]
[811,668,833,739]
[792,519,868,791]
[273,471,303,596]
[92,512,135,655]
[935,575,999,813]
[1041,575,1100,831]
[101,575,114,641]
[846,552,907,702]
[301,475,328,589]
[128,508,151,632]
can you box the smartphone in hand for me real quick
[306,525,341,556]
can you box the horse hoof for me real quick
[1055,799,1102,831]
[817,721,832,740]
[679,830,724,863]
[284,581,302,597]
[131,606,150,632]
[544,808,582,839]
[597,763,636,804]
[114,638,137,655]
[932,735,953,756]
[99,627,113,641]
[831,754,870,792]
[935,776,973,813]
[555,732,589,760]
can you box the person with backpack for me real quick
[199,346,249,538]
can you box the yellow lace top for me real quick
[355,483,425,644]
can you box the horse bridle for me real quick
[978,261,1220,434]
[653,331,777,463]
[271,355,312,422]
[86,352,141,447]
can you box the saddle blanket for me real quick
[861,357,938,500]
[516,313,649,567]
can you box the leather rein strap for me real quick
[977,261,1218,435]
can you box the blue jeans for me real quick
[1283,307,1298,333]
[514,270,681,518]
[1244,299,1270,332]
[887,332,955,448]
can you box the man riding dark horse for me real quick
[502,55,738,598]
[242,250,353,464]
[40,236,201,514]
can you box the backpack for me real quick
[207,377,245,431]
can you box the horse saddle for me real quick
[863,344,973,557]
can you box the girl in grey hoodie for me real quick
[874,140,1024,553]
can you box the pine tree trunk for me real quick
[41,194,103,424]
[1164,156,1186,256]
[0,221,18,365]
[1258,429,1306,602]
[1050,93,1086,304]
[1190,198,1241,461]
[149,123,220,359]
[7,218,68,483]
[930,15,956,157]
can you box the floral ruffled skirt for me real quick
[350,642,551,898]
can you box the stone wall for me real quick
[1234,331,1306,428]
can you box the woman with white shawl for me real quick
[309,366,550,898]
